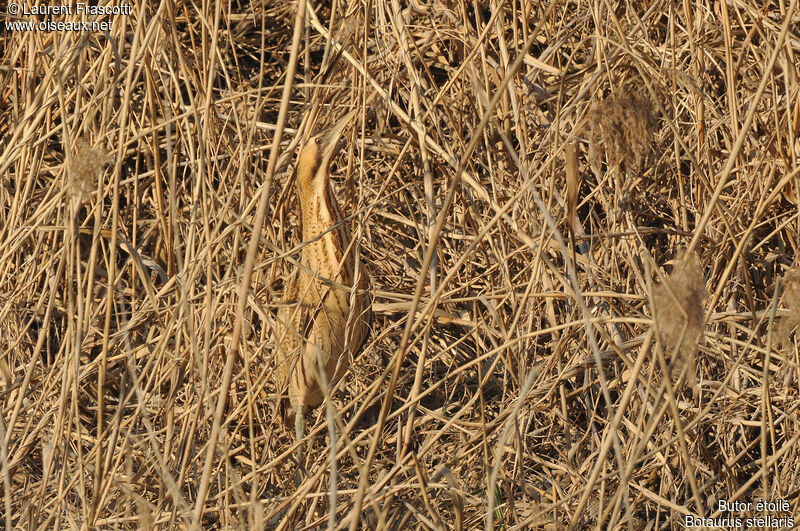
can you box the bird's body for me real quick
[278,191,370,413]
[272,111,370,479]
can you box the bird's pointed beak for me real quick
[319,109,358,167]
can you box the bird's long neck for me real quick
[300,182,342,242]
[297,173,354,289]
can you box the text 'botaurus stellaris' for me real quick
[273,109,371,483]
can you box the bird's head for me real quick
[296,109,357,197]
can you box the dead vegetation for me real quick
[1,0,800,528]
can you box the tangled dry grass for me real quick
[2,0,800,528]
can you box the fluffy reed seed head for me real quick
[586,83,657,179]
[652,252,706,382]
[777,266,800,347]
[67,138,111,208]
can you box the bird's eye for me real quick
[315,138,322,145]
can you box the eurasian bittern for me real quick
[273,109,371,481]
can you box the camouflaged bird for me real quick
[273,110,371,479]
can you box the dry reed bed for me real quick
[1,0,800,528]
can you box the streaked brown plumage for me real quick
[273,110,370,478]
